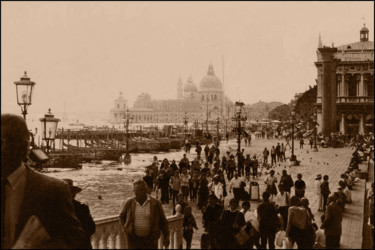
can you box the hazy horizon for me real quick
[2,1,373,115]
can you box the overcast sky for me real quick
[1,1,374,116]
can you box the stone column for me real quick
[359,114,365,135]
[318,47,340,137]
[317,110,322,134]
[340,113,345,134]
[341,73,346,97]
[359,73,364,96]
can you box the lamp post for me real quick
[14,71,36,120]
[183,112,189,140]
[290,110,297,163]
[216,116,220,138]
[312,111,318,152]
[123,109,132,164]
[39,108,60,154]
[232,101,247,165]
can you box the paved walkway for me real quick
[162,137,367,249]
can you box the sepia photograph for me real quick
[1,1,374,249]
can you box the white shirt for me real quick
[208,182,223,200]
[241,209,260,232]
[314,179,322,195]
[229,177,244,190]
[275,192,290,207]
[264,174,277,186]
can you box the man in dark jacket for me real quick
[321,193,343,249]
[1,114,85,249]
[64,179,96,249]
[279,170,294,193]
[257,191,280,249]
[203,194,224,249]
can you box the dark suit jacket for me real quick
[119,196,169,242]
[321,202,342,236]
[15,167,85,248]
[73,199,96,249]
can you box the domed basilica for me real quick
[110,63,234,124]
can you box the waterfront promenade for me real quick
[166,137,371,249]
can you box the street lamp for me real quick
[290,109,297,162]
[232,101,247,165]
[183,112,189,140]
[39,108,60,153]
[14,71,36,120]
[123,109,133,164]
[311,111,318,151]
[216,116,220,138]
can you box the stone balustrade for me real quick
[91,213,184,249]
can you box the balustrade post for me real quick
[109,234,117,249]
[101,233,109,249]
[91,234,101,249]
[118,230,127,249]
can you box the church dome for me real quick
[199,63,222,91]
[184,76,198,92]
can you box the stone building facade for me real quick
[110,63,235,124]
[315,25,374,136]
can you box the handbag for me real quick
[233,212,250,245]
[235,227,250,246]
[275,230,286,247]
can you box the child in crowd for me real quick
[183,206,198,250]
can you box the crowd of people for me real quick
[2,113,372,249]
[138,134,372,249]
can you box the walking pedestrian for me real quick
[285,196,309,249]
[251,155,259,179]
[241,201,261,249]
[321,193,343,249]
[264,170,278,200]
[294,173,306,199]
[257,192,280,249]
[197,172,209,214]
[183,206,198,250]
[275,184,290,231]
[320,175,331,212]
[180,168,190,202]
[276,143,281,162]
[227,155,236,180]
[271,146,277,166]
[315,174,323,211]
[281,143,287,161]
[229,172,244,202]
[263,147,270,165]
[119,179,170,249]
[245,154,252,178]
[280,170,294,193]
[300,138,304,149]
[218,198,246,249]
[203,194,223,249]
[170,171,181,206]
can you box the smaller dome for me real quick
[361,25,369,32]
[184,76,198,92]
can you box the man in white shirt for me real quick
[208,175,224,203]
[264,170,278,200]
[240,201,260,249]
[315,174,323,211]
[274,185,290,230]
[229,172,244,202]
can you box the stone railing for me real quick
[91,213,184,249]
